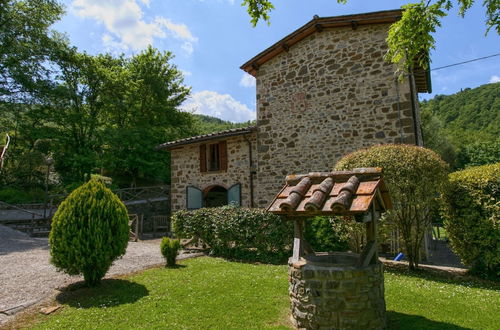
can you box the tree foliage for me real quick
[441,163,500,279]
[193,114,255,135]
[420,82,500,169]
[0,0,64,100]
[335,144,449,270]
[49,177,130,286]
[2,43,194,188]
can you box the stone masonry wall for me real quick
[169,133,257,212]
[289,259,386,329]
[254,23,418,208]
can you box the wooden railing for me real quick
[0,185,170,237]
[0,200,48,235]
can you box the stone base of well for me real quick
[288,252,386,330]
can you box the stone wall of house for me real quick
[254,23,420,208]
[169,133,257,212]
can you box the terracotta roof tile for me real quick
[158,126,256,150]
[267,168,391,216]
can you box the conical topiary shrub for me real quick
[160,237,181,267]
[49,177,129,286]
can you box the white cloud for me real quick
[181,91,256,123]
[181,41,194,55]
[101,33,128,52]
[71,0,197,53]
[239,73,256,88]
[155,17,197,42]
[489,75,500,83]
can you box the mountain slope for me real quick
[192,114,255,135]
[421,82,500,142]
[420,82,500,169]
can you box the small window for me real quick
[208,143,220,171]
[199,141,227,173]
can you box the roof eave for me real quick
[240,8,432,93]
[240,9,403,75]
[158,126,257,150]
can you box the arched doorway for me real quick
[204,185,228,207]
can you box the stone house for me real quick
[159,9,431,212]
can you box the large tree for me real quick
[242,0,499,73]
[0,0,65,101]
[101,46,193,186]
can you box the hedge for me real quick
[172,206,292,263]
[441,163,500,278]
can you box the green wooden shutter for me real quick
[228,183,241,206]
[186,186,203,210]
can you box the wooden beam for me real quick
[292,219,304,262]
[376,189,386,210]
[303,239,315,255]
[358,240,376,267]
[371,203,379,263]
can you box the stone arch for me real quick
[203,185,228,207]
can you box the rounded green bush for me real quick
[335,144,449,269]
[441,163,500,278]
[49,177,129,286]
[160,237,181,267]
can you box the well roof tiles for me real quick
[267,168,391,216]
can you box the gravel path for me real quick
[0,225,190,325]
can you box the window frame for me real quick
[199,140,228,173]
[207,143,220,172]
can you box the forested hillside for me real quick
[420,82,500,169]
[193,114,255,135]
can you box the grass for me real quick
[432,225,448,241]
[26,257,291,330]
[12,257,500,330]
[384,266,499,329]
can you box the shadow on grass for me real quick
[387,311,472,329]
[384,264,500,291]
[56,279,149,309]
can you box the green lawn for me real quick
[23,257,499,329]
[385,267,499,329]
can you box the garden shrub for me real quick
[335,144,449,269]
[172,206,292,263]
[0,187,30,204]
[0,187,46,204]
[441,163,499,278]
[160,237,181,267]
[49,177,129,286]
[304,216,350,252]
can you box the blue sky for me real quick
[53,0,500,122]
